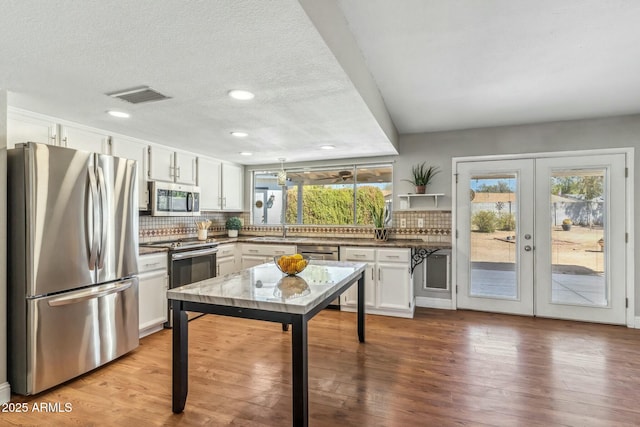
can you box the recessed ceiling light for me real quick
[231,131,248,137]
[320,145,335,150]
[228,89,255,100]
[107,110,130,118]
[239,152,253,156]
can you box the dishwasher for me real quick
[297,244,340,309]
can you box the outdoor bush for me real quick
[285,185,385,225]
[497,213,516,231]
[472,210,497,233]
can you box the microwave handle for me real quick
[187,192,193,212]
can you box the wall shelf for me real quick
[398,193,445,209]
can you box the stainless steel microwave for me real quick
[150,181,200,216]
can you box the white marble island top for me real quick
[167,260,367,315]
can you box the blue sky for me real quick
[470,178,516,192]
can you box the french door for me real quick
[456,153,627,324]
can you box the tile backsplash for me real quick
[139,210,451,244]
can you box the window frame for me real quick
[250,162,394,226]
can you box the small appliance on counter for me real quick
[7,142,140,395]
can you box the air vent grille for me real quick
[107,86,171,104]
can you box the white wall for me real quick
[0,89,9,402]
[398,114,640,315]
[298,0,399,151]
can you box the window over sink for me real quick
[252,164,393,226]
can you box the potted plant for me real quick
[225,216,242,237]
[404,162,440,194]
[371,205,390,241]
[562,218,572,231]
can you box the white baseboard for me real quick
[634,316,640,329]
[0,381,11,404]
[415,296,454,310]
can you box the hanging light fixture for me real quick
[277,158,287,186]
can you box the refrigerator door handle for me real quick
[47,280,133,307]
[96,166,108,269]
[87,167,100,270]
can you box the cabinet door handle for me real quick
[378,268,381,281]
[248,249,259,253]
[176,166,181,178]
[371,268,374,280]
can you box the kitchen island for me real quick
[167,260,367,427]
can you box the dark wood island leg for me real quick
[291,315,308,427]
[172,300,189,413]
[357,272,365,343]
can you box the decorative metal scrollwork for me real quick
[410,247,440,275]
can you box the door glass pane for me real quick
[549,169,607,306]
[469,175,518,299]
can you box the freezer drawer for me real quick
[15,279,139,395]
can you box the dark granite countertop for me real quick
[139,235,451,256]
[233,236,449,249]
[139,246,169,256]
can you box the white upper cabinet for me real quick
[149,146,196,185]
[60,125,111,154]
[174,151,197,185]
[148,145,175,182]
[196,158,243,211]
[111,136,150,210]
[198,157,222,210]
[7,111,57,148]
[221,163,243,210]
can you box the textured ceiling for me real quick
[337,0,640,133]
[3,1,640,166]
[0,0,397,165]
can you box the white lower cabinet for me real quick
[216,243,239,276]
[340,247,414,318]
[138,253,169,337]
[240,244,296,270]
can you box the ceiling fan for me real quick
[316,170,354,183]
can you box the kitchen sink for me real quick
[247,236,309,243]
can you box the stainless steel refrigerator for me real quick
[7,142,140,395]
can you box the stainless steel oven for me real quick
[141,239,217,326]
[168,245,217,325]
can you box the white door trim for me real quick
[452,147,634,327]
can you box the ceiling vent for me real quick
[107,86,171,104]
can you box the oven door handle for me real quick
[171,247,218,260]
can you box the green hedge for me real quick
[285,185,385,225]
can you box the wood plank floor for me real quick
[4,308,640,426]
